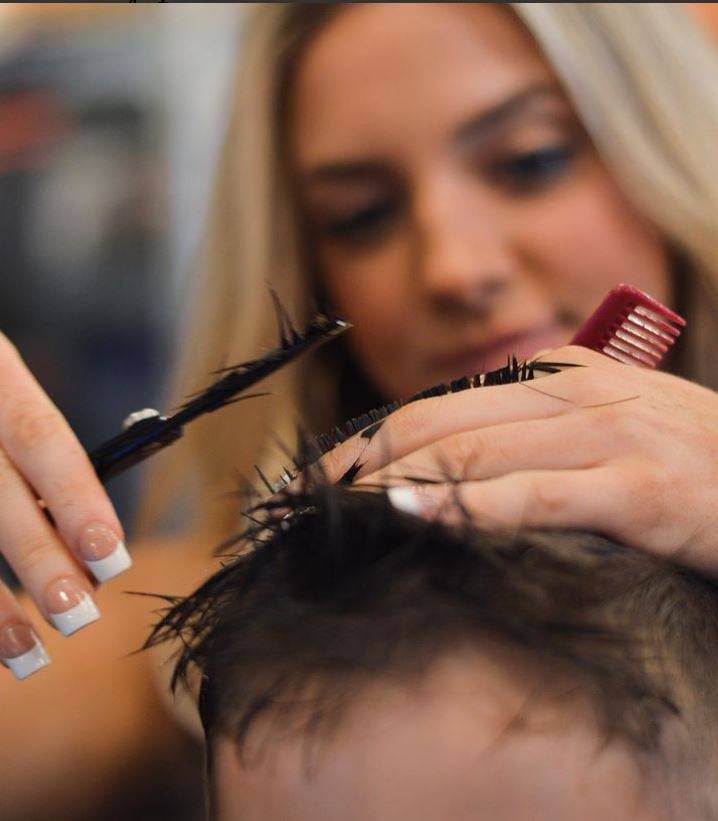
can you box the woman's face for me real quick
[289,4,673,398]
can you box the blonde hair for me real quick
[135,3,718,542]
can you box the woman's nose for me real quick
[412,182,515,317]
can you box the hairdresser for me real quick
[2,4,718,819]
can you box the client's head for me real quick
[149,484,718,820]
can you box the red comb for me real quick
[570,284,686,368]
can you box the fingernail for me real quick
[387,486,423,515]
[0,623,50,680]
[45,577,100,636]
[78,523,131,583]
[387,486,437,517]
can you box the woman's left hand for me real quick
[314,345,718,574]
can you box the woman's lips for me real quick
[433,325,570,382]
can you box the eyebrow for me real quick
[300,159,390,187]
[299,82,567,188]
[453,82,566,147]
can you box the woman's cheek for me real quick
[322,259,423,394]
[320,241,416,336]
[516,164,672,316]
[343,277,415,363]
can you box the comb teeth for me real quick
[602,335,659,368]
[605,307,684,368]
[571,284,686,369]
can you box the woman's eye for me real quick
[320,200,397,244]
[488,144,576,194]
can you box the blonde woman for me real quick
[2,4,718,818]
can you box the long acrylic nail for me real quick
[45,577,100,636]
[77,523,131,583]
[0,623,50,680]
[387,486,438,517]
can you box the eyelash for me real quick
[317,143,577,246]
[322,200,398,244]
[487,144,576,194]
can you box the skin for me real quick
[291,3,673,398]
[289,4,718,572]
[212,648,666,821]
[0,533,213,818]
[0,337,123,654]
[0,1,708,669]
[0,1,708,817]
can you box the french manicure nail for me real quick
[78,523,131,582]
[387,486,423,516]
[0,623,50,680]
[387,486,437,517]
[45,577,100,636]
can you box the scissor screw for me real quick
[122,408,161,431]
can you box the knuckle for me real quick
[395,400,434,439]
[6,401,61,450]
[320,439,367,483]
[443,432,484,480]
[600,402,632,434]
[619,461,670,530]
[12,536,58,576]
[593,401,641,440]
[634,461,670,501]
[526,476,567,517]
[47,479,85,510]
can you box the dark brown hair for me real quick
[146,480,718,784]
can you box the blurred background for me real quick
[0,4,241,586]
[0,1,715,587]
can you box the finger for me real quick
[385,468,623,537]
[0,580,50,680]
[535,344,624,370]
[0,336,129,581]
[0,447,101,636]
[318,346,636,483]
[356,411,617,488]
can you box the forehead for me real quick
[211,649,656,820]
[289,3,556,164]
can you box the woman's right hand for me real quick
[0,332,129,680]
